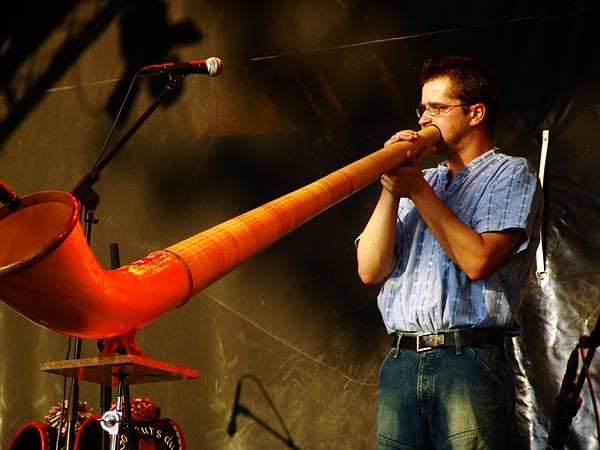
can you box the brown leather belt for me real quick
[391,329,506,352]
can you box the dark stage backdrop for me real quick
[1,1,600,449]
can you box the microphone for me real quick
[227,381,242,436]
[0,180,21,211]
[140,57,223,77]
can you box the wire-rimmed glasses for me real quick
[416,104,470,119]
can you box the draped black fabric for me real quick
[1,2,599,449]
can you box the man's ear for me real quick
[470,103,486,126]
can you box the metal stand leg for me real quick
[99,374,134,450]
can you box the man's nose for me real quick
[418,114,431,127]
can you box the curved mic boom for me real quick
[0,126,440,339]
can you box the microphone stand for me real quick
[546,310,600,449]
[71,74,184,202]
[63,74,186,450]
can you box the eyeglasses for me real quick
[416,104,470,118]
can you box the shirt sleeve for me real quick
[473,158,542,254]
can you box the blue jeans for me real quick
[377,344,515,450]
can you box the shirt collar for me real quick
[437,147,499,176]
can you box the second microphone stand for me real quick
[546,310,600,449]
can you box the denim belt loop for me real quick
[453,329,462,355]
[394,332,404,358]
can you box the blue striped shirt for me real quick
[378,149,543,335]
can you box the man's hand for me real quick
[380,130,437,199]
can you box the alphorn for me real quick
[0,125,440,339]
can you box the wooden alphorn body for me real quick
[0,126,440,339]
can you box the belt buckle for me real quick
[416,333,445,352]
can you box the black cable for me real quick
[92,72,141,171]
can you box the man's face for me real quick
[417,76,473,152]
